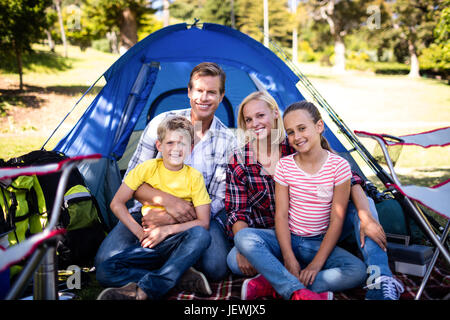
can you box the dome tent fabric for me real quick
[53,23,349,230]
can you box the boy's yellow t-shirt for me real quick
[123,158,211,215]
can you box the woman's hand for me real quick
[236,251,257,276]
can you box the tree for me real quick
[235,0,293,49]
[0,0,52,90]
[307,0,372,73]
[202,0,234,26]
[84,0,152,53]
[169,0,205,23]
[54,0,68,57]
[391,0,444,78]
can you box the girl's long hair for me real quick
[282,101,332,152]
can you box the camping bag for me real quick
[0,150,106,269]
[364,182,425,244]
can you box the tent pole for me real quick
[267,38,393,185]
[41,74,104,151]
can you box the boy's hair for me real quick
[188,62,226,94]
[157,116,194,145]
[237,91,286,145]
[283,101,332,152]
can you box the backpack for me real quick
[0,150,106,271]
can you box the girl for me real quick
[273,101,366,299]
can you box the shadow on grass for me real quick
[0,49,74,74]
[0,85,102,114]
[396,168,450,187]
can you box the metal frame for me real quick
[1,155,99,300]
[355,131,450,300]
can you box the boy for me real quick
[96,116,212,300]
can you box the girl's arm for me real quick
[110,183,146,242]
[299,179,351,286]
[141,204,210,248]
[351,184,387,251]
[275,182,301,279]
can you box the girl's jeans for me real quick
[227,197,391,299]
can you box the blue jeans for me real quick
[232,228,366,299]
[340,197,393,277]
[96,225,211,299]
[227,197,392,298]
[95,210,231,282]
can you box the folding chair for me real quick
[0,154,100,300]
[355,127,450,300]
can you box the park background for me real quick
[1,0,449,189]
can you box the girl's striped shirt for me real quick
[274,151,351,237]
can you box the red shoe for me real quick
[241,274,277,300]
[291,289,327,300]
[318,291,334,300]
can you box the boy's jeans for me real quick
[227,197,390,299]
[95,210,231,282]
[96,225,211,299]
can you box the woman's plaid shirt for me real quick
[225,139,295,237]
[225,138,364,238]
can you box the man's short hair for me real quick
[188,62,226,94]
[157,116,195,145]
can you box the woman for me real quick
[225,91,404,300]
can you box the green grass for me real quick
[1,43,118,87]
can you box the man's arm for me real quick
[351,184,387,251]
[141,204,210,248]
[135,183,196,226]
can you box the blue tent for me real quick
[51,23,357,230]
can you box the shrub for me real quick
[92,39,111,53]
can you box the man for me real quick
[95,62,237,295]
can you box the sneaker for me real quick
[365,276,404,300]
[97,282,140,300]
[241,274,278,300]
[176,267,212,296]
[318,291,334,300]
[291,289,327,300]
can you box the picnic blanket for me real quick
[166,259,450,300]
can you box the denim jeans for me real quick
[193,209,232,280]
[227,197,392,298]
[96,225,211,299]
[340,197,393,277]
[232,228,366,299]
[95,210,232,282]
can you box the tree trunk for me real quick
[55,0,68,58]
[106,31,119,54]
[408,40,420,78]
[291,0,298,65]
[45,30,55,52]
[263,0,269,47]
[13,40,23,91]
[163,0,170,27]
[119,7,138,54]
[333,36,346,74]
[230,0,235,29]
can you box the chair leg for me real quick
[406,198,450,264]
[415,220,450,300]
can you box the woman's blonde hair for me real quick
[236,91,285,145]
